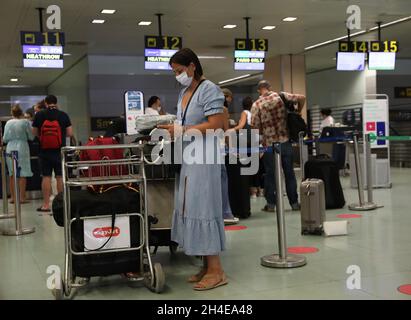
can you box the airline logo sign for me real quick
[84,216,131,251]
[363,99,389,148]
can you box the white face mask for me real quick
[176,71,193,87]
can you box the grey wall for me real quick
[88,74,181,118]
[377,60,411,110]
[48,56,90,144]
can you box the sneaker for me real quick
[224,217,239,225]
[261,205,275,212]
[291,203,301,211]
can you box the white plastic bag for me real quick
[135,114,176,132]
[323,220,348,236]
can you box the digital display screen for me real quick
[124,91,144,135]
[336,52,365,71]
[22,45,63,68]
[368,52,396,70]
[234,50,265,71]
[144,49,178,70]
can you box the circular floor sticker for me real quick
[287,247,319,254]
[224,225,247,231]
[398,284,411,295]
[337,214,362,219]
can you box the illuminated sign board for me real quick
[234,50,265,71]
[144,49,178,70]
[235,38,268,51]
[20,31,65,69]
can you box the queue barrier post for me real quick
[348,134,378,211]
[2,151,35,236]
[0,147,15,220]
[261,143,307,268]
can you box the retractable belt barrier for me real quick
[2,151,35,236]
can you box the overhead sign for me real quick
[20,31,65,69]
[145,35,182,50]
[370,41,399,53]
[90,117,119,131]
[234,50,265,70]
[144,49,177,70]
[20,31,65,46]
[363,99,389,149]
[235,38,268,51]
[124,91,144,135]
[338,40,398,53]
[394,87,411,99]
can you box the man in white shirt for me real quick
[145,96,165,115]
[320,108,335,132]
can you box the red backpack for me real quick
[80,137,128,178]
[40,119,62,149]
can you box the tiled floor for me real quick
[1,168,411,300]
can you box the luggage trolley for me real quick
[54,143,165,299]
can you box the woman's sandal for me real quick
[193,273,228,291]
[187,268,207,283]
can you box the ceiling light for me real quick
[219,74,251,85]
[101,9,116,14]
[198,56,227,59]
[283,17,297,22]
[63,53,72,56]
[138,21,152,26]
[10,78,18,82]
[304,30,366,51]
[92,19,105,24]
[223,25,237,29]
[262,26,276,30]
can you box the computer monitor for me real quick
[368,52,396,71]
[336,52,365,71]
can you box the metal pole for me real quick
[261,143,306,268]
[3,151,35,236]
[349,135,378,211]
[299,131,306,180]
[0,148,14,219]
[36,8,45,33]
[365,134,373,203]
[156,13,163,38]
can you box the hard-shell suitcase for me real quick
[304,156,345,209]
[300,179,326,235]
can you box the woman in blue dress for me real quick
[3,105,34,203]
[159,48,227,290]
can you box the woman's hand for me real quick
[157,124,183,139]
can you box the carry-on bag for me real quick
[225,156,251,219]
[304,155,345,209]
[300,179,326,235]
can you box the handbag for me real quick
[173,79,206,173]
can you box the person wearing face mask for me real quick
[146,96,166,115]
[158,48,227,291]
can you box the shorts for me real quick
[39,151,62,177]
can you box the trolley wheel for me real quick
[169,244,178,254]
[52,277,64,300]
[145,263,165,293]
[153,263,165,293]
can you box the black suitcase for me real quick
[304,156,345,209]
[52,187,142,278]
[225,156,251,219]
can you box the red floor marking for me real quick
[398,284,411,295]
[287,247,319,254]
[224,225,247,231]
[337,214,362,219]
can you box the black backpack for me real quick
[279,92,307,143]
